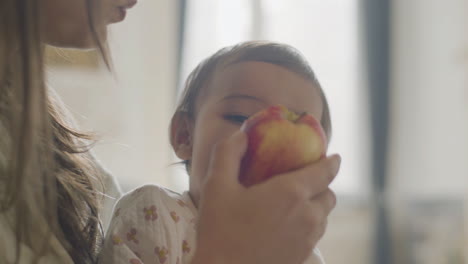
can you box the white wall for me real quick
[48,0,180,192]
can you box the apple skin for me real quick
[239,105,327,187]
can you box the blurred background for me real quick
[45,0,468,263]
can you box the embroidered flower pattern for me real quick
[182,240,191,253]
[143,205,158,221]
[170,211,180,223]
[127,228,139,244]
[112,234,123,245]
[155,246,169,263]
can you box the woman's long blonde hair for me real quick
[1,0,108,263]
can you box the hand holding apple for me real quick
[239,105,327,187]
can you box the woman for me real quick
[0,0,340,264]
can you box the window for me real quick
[179,0,370,197]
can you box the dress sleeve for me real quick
[99,186,184,264]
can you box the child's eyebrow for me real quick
[220,94,268,105]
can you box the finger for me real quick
[304,190,335,246]
[203,130,248,192]
[301,203,329,249]
[311,188,337,216]
[310,217,328,248]
[272,154,341,198]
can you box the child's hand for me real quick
[192,131,341,264]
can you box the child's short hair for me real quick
[176,41,332,139]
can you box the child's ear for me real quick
[170,111,194,161]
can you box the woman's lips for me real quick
[116,7,127,22]
[111,0,137,23]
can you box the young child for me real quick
[100,41,333,264]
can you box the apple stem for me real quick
[295,112,308,123]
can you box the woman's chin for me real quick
[45,30,107,50]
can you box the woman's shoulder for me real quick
[0,211,74,264]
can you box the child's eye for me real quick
[224,114,249,124]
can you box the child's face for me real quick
[174,61,324,206]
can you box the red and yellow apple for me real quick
[239,105,327,187]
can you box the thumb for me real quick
[203,130,248,193]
